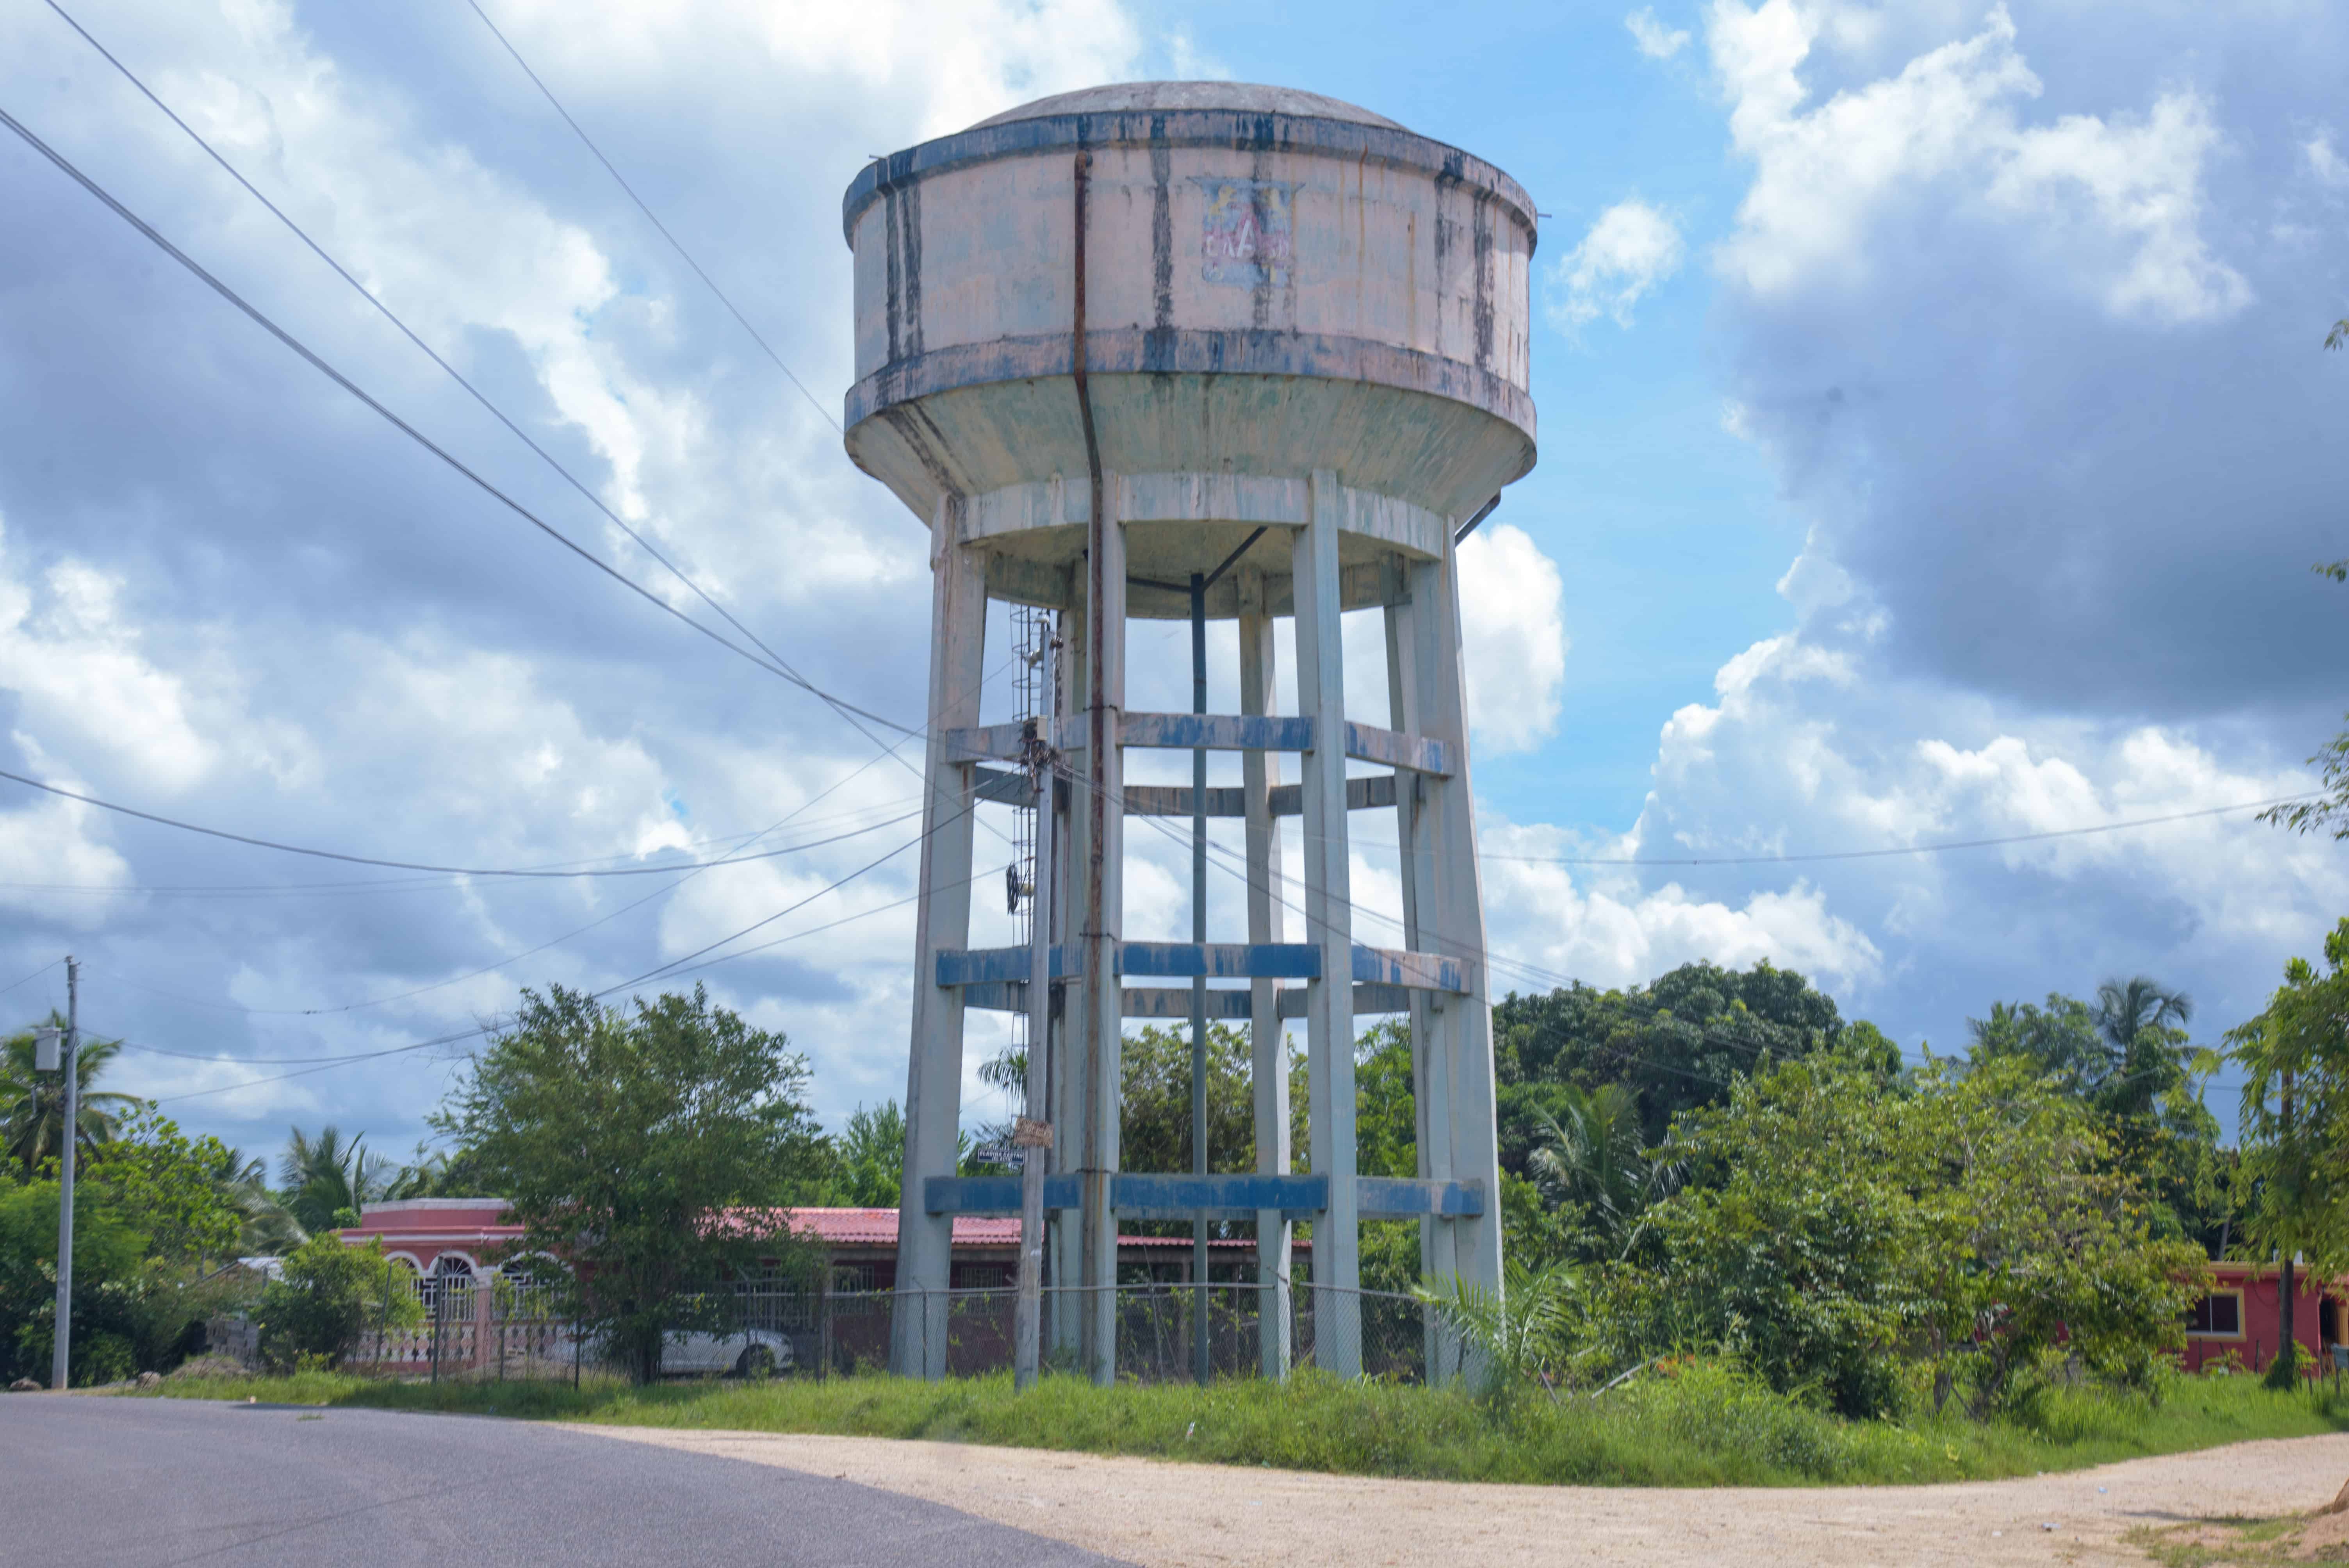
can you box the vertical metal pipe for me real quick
[1015,641,1058,1391]
[1237,574,1291,1380]
[50,956,77,1390]
[1071,147,1120,1385]
[1189,572,1210,1385]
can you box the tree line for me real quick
[0,948,2317,1394]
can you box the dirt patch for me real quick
[563,1424,2349,1566]
[2136,1506,2349,1564]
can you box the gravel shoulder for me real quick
[567,1422,2349,1566]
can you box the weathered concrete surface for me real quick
[843,81,1538,542]
[571,1423,2349,1568]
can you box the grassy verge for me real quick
[125,1364,2349,1489]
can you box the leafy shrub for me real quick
[254,1234,419,1368]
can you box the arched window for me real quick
[423,1254,475,1314]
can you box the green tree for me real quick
[1971,982,2230,1253]
[1630,1054,2196,1418]
[2225,921,2349,1392]
[253,1233,420,1368]
[1,1018,139,1178]
[278,1125,397,1236]
[1526,1082,1679,1262]
[825,1101,908,1207]
[1968,994,2106,1092]
[204,1144,303,1256]
[1117,1021,1256,1178]
[1494,960,1855,1147]
[2091,976,2194,1120]
[0,1110,248,1382]
[433,984,827,1382]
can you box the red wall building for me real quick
[2180,1261,2346,1375]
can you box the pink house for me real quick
[2181,1260,2347,1376]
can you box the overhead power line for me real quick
[141,809,970,1104]
[37,1,913,755]
[459,0,842,434]
[0,764,917,878]
[0,98,918,742]
[1481,794,2325,868]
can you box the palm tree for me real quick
[280,1125,396,1235]
[205,1144,304,1257]
[0,1015,140,1178]
[2092,976,2194,1118]
[1528,1083,1681,1261]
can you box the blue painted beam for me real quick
[1119,712,1315,753]
[936,945,1072,986]
[925,1174,1083,1214]
[1112,1172,1329,1218]
[1342,721,1452,777]
[1351,944,1467,994]
[1358,1177,1485,1219]
[1122,987,1256,1020]
[1120,942,1321,979]
[922,1173,1482,1220]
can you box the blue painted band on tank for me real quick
[845,326,1538,448]
[842,109,1536,248]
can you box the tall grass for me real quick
[129,1362,2349,1489]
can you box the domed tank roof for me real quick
[968,81,1406,133]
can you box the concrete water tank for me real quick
[845,82,1532,1386]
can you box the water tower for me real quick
[841,82,1535,1383]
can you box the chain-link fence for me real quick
[838,1281,1442,1384]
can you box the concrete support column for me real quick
[1385,560,1455,1377]
[892,494,986,1379]
[1294,470,1359,1376]
[1410,535,1503,1317]
[1078,495,1127,1386]
[1238,567,1292,1380]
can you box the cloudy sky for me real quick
[0,0,2343,1165]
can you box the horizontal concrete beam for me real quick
[1351,945,1470,994]
[1342,721,1452,777]
[1119,942,1322,980]
[1119,712,1316,753]
[962,980,1414,1018]
[922,1173,1483,1221]
[941,946,1451,996]
[936,945,1073,986]
[1119,773,1397,819]
[941,722,1035,766]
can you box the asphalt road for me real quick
[0,1395,1130,1567]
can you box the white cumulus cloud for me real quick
[1457,523,1569,755]
[1709,0,2249,325]
[1625,8,1691,59]
[1550,198,1685,330]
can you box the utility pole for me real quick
[53,955,80,1390]
[1013,637,1059,1391]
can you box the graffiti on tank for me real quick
[1193,177,1297,287]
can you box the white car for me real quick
[661,1328,794,1378]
